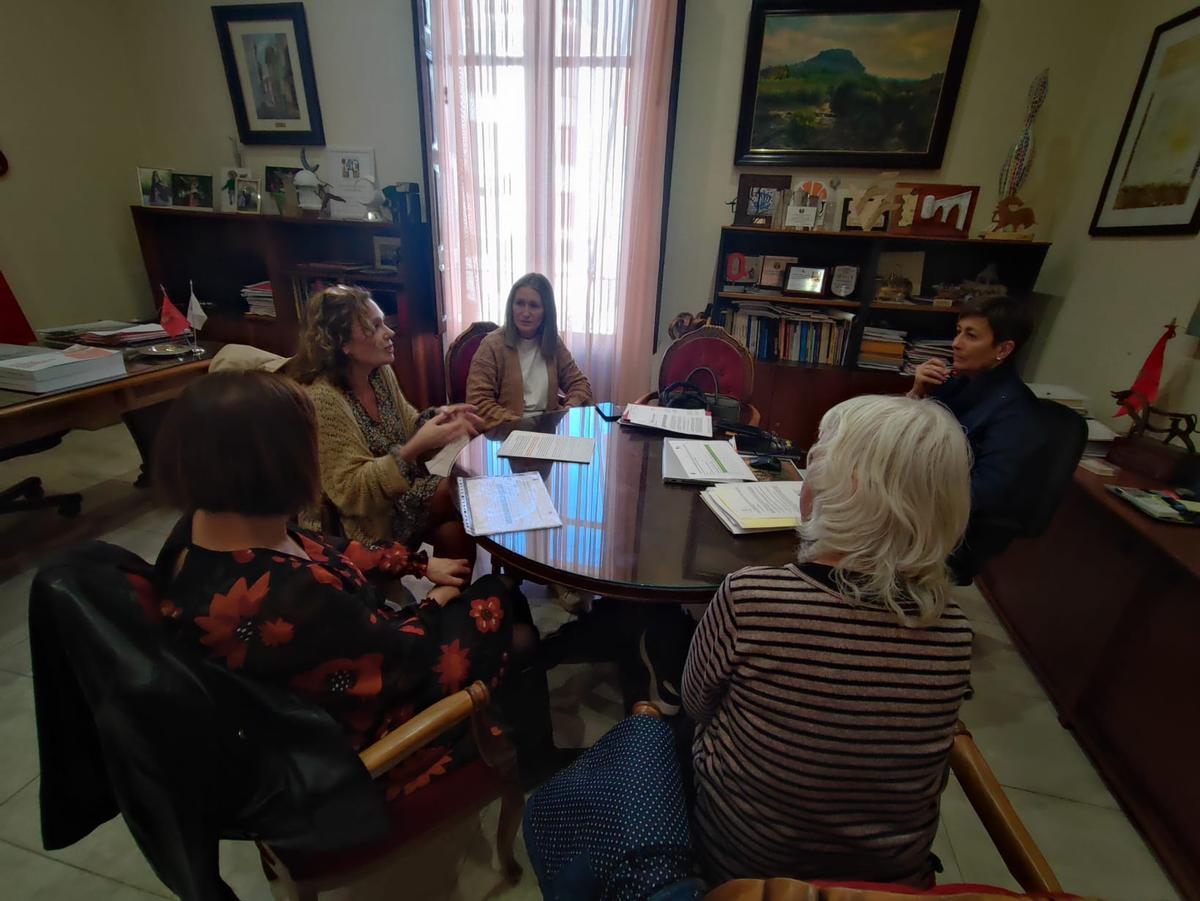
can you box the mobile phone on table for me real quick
[594,402,625,422]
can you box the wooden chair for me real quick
[258,680,525,901]
[637,325,761,426]
[705,721,1064,900]
[445,321,499,404]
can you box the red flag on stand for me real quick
[1115,320,1176,417]
[159,287,190,338]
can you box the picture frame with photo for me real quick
[212,3,325,146]
[372,236,404,270]
[235,178,262,214]
[734,173,792,227]
[170,173,214,210]
[326,147,378,219]
[216,167,253,212]
[782,264,828,297]
[759,255,799,289]
[137,167,173,206]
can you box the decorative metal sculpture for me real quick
[988,69,1048,237]
[1112,389,1198,454]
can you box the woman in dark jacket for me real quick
[909,294,1043,580]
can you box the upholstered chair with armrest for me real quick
[30,541,523,901]
[446,321,500,405]
[637,325,760,427]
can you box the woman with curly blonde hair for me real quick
[292,285,483,559]
[683,395,975,887]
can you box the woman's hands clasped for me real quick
[397,404,487,462]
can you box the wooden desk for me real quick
[0,346,214,478]
[978,465,1200,899]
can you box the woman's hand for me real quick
[438,403,487,430]
[398,410,480,461]
[426,585,461,607]
[910,358,950,398]
[427,556,471,587]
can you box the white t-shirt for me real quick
[517,337,550,412]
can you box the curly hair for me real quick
[291,284,376,389]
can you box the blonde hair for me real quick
[798,395,972,626]
[503,273,559,360]
[291,284,376,389]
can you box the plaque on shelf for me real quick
[781,265,827,297]
[830,266,858,298]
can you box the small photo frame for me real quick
[138,167,173,206]
[216,167,252,211]
[759,255,798,289]
[235,177,261,213]
[840,197,891,232]
[372,235,404,270]
[170,173,214,210]
[734,173,791,228]
[782,264,828,297]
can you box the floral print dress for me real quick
[155,516,514,799]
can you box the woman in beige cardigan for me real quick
[292,285,483,559]
[466,273,594,428]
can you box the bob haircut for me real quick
[798,394,972,626]
[502,272,559,360]
[291,284,378,389]
[959,294,1033,354]
[153,371,320,516]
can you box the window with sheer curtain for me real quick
[426,0,678,403]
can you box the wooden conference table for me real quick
[457,406,800,602]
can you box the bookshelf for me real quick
[709,226,1052,446]
[129,207,445,407]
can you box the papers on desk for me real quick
[497,430,595,464]
[701,480,805,534]
[426,436,469,478]
[620,403,712,437]
[457,471,563,537]
[0,343,126,393]
[662,439,755,484]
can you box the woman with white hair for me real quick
[682,395,974,888]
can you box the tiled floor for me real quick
[0,425,1182,900]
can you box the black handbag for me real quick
[659,366,743,424]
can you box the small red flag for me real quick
[1116,320,1176,417]
[159,289,190,338]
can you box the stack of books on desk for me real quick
[0,344,126,394]
[902,338,953,375]
[857,327,907,371]
[39,320,171,348]
[241,280,276,318]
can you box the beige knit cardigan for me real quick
[465,329,594,428]
[301,367,422,543]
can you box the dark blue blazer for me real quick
[933,363,1042,520]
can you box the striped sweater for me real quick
[682,563,972,886]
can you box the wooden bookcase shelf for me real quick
[710,226,1052,447]
[130,206,445,407]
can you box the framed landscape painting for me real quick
[212,3,325,146]
[733,0,979,168]
[1090,6,1200,236]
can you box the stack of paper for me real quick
[620,403,712,437]
[903,338,953,375]
[663,439,755,484]
[1084,418,1117,458]
[858,326,907,371]
[0,344,126,393]
[80,322,172,346]
[1027,383,1114,458]
[457,471,562,537]
[497,430,595,464]
[241,280,276,318]
[701,480,805,534]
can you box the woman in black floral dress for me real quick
[151,371,550,795]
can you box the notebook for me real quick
[457,471,563,537]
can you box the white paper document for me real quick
[425,436,469,477]
[621,403,712,437]
[497,430,596,464]
[663,439,755,484]
[702,480,805,534]
[457,471,563,537]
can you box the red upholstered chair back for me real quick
[445,321,500,404]
[658,325,754,401]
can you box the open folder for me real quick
[457,471,563,537]
[701,480,805,534]
[662,439,756,484]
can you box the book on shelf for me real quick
[241,280,276,318]
[856,326,906,371]
[0,343,126,393]
[724,303,854,366]
[902,338,953,374]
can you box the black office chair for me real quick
[1,433,82,517]
[951,399,1088,584]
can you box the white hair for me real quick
[798,394,972,626]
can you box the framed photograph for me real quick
[372,236,404,270]
[891,182,979,236]
[137,167,173,206]
[759,255,799,288]
[212,3,325,146]
[1090,7,1200,236]
[782,264,828,296]
[235,178,262,213]
[326,147,378,219]
[733,0,979,168]
[840,196,890,231]
[216,167,252,212]
[734,173,792,227]
[170,173,214,210]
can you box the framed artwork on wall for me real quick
[734,173,792,227]
[212,3,326,146]
[1090,6,1200,237]
[733,0,979,168]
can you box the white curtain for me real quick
[430,0,678,402]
